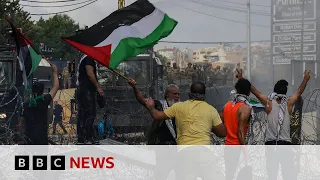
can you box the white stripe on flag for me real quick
[95,8,165,52]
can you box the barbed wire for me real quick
[1,70,320,180]
[1,73,320,180]
[1,62,320,146]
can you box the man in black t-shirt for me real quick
[18,64,59,145]
[76,56,104,144]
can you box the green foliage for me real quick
[0,0,29,44]
[1,1,80,61]
[34,14,80,61]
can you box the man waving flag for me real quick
[62,0,178,70]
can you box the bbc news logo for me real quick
[15,156,114,170]
[15,156,65,170]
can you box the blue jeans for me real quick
[53,119,67,134]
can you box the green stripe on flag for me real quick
[27,46,42,77]
[249,97,265,110]
[249,98,261,105]
[109,14,177,69]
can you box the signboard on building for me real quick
[272,1,318,144]
[273,54,316,64]
[272,0,317,65]
[273,33,316,43]
[273,22,316,33]
[273,0,316,22]
[273,43,316,54]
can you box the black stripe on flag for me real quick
[64,0,155,46]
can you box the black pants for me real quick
[77,89,97,143]
[265,141,297,180]
[53,120,67,134]
[265,140,292,145]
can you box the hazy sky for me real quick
[21,0,271,50]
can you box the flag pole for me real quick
[43,55,129,81]
[111,69,129,80]
[42,56,53,66]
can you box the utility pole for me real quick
[118,0,125,9]
[292,0,305,88]
[247,0,251,80]
[300,1,305,75]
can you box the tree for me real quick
[35,14,80,61]
[0,0,35,45]
[1,3,81,61]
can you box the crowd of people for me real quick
[165,62,240,87]
[128,65,310,179]
[17,54,311,147]
[16,54,311,179]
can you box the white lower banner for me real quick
[1,145,320,179]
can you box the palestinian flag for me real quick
[62,0,177,69]
[249,97,265,113]
[5,18,42,83]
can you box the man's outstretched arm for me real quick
[289,70,310,106]
[145,98,172,121]
[149,107,169,121]
[250,84,268,105]
[49,64,59,99]
[127,78,146,106]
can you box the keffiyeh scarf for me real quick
[232,94,255,121]
[267,92,288,141]
[28,95,44,107]
[159,100,176,139]
[189,93,205,101]
[233,94,255,144]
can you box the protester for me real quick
[236,69,310,180]
[185,62,194,86]
[53,101,67,134]
[145,82,226,144]
[236,69,310,144]
[144,82,226,179]
[233,63,242,84]
[221,78,252,180]
[18,64,59,145]
[128,78,178,144]
[222,78,252,145]
[76,56,104,145]
[128,78,178,180]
